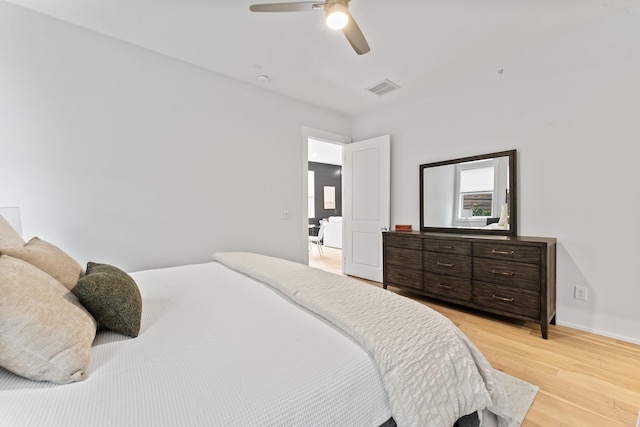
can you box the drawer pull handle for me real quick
[442,245,454,249]
[491,269,514,276]
[492,294,515,303]
[397,274,409,279]
[437,262,454,267]
[438,283,454,289]
[492,249,515,255]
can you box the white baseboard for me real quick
[555,320,640,346]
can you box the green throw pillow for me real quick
[72,262,142,338]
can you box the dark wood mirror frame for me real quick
[420,149,517,236]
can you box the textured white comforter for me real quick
[214,252,514,427]
[0,261,392,427]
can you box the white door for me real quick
[342,135,390,282]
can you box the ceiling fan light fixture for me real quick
[325,3,349,30]
[250,0,369,55]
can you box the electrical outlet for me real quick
[574,286,588,301]
[280,210,289,220]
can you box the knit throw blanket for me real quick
[213,252,514,427]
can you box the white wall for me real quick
[352,6,640,343]
[0,3,351,271]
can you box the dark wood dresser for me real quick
[383,231,557,338]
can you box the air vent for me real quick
[366,79,400,96]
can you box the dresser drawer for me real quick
[423,239,471,256]
[473,243,540,264]
[384,234,422,250]
[385,246,422,268]
[473,282,539,319]
[424,272,471,302]
[473,259,539,291]
[384,264,422,290]
[423,252,472,279]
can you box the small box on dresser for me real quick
[383,231,557,339]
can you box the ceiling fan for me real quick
[249,0,370,55]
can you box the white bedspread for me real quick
[214,252,514,427]
[0,262,391,426]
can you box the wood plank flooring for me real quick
[309,246,640,426]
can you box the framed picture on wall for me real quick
[323,186,336,209]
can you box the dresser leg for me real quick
[550,315,556,325]
[383,283,388,290]
[540,323,548,339]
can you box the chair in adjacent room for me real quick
[308,220,327,255]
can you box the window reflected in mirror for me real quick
[420,150,516,236]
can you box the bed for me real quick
[0,216,515,426]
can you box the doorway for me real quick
[307,137,344,274]
[301,129,390,283]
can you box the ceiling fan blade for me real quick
[249,2,323,12]
[342,12,370,55]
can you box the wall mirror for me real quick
[420,149,517,236]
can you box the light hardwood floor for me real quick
[310,246,640,426]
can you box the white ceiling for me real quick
[6,0,635,116]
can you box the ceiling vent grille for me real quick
[366,79,400,96]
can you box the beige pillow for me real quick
[0,215,25,249]
[0,255,96,384]
[1,237,83,290]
